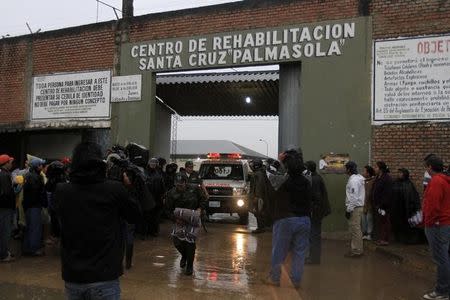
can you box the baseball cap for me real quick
[0,154,14,166]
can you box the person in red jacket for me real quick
[422,155,450,300]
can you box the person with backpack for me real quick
[305,160,331,264]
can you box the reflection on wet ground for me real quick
[0,214,433,299]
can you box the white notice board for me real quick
[373,35,450,124]
[111,75,142,103]
[31,70,111,120]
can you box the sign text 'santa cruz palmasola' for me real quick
[131,22,356,71]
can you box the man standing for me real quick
[362,165,376,241]
[55,142,140,299]
[422,155,450,300]
[265,148,312,288]
[305,160,331,264]
[249,159,268,234]
[146,158,165,237]
[0,154,16,263]
[22,158,46,256]
[344,161,365,258]
[166,173,206,276]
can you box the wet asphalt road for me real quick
[0,214,434,300]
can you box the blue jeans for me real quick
[361,212,373,236]
[0,209,14,259]
[65,279,120,300]
[270,216,311,284]
[425,226,450,296]
[23,208,42,254]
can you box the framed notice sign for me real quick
[373,35,450,123]
[31,70,111,120]
[111,75,142,103]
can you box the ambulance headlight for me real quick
[237,199,245,207]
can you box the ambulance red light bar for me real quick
[227,153,242,159]
[207,153,221,159]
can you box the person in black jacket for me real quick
[305,160,330,264]
[391,168,424,244]
[249,159,269,234]
[54,142,140,299]
[265,148,312,288]
[0,154,16,262]
[146,158,165,237]
[45,161,67,243]
[22,158,46,256]
[373,161,393,246]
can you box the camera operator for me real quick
[106,149,154,269]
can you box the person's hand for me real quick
[123,172,132,187]
[345,211,351,220]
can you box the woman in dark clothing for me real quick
[372,161,393,246]
[23,158,46,256]
[391,168,424,244]
[45,161,67,242]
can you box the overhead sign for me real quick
[126,18,368,72]
[111,75,142,103]
[32,70,111,120]
[373,35,450,123]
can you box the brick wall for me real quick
[129,0,359,42]
[370,0,450,191]
[371,0,450,39]
[0,39,28,124]
[372,123,450,192]
[33,25,116,75]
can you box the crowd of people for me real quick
[0,142,449,300]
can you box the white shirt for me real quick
[345,174,365,212]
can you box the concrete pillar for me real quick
[278,63,302,153]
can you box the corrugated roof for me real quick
[172,140,267,159]
[156,71,279,116]
[157,71,278,84]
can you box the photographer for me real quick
[106,150,153,269]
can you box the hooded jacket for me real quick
[23,167,46,210]
[55,160,140,283]
[423,173,450,227]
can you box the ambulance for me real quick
[199,153,251,225]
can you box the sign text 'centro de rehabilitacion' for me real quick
[31,71,111,120]
[374,35,450,123]
[129,20,359,72]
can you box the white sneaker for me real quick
[362,235,372,241]
[0,253,15,263]
[423,291,449,300]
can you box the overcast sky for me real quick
[1,0,279,156]
[1,0,242,37]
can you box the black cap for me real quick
[185,161,194,168]
[345,161,358,174]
